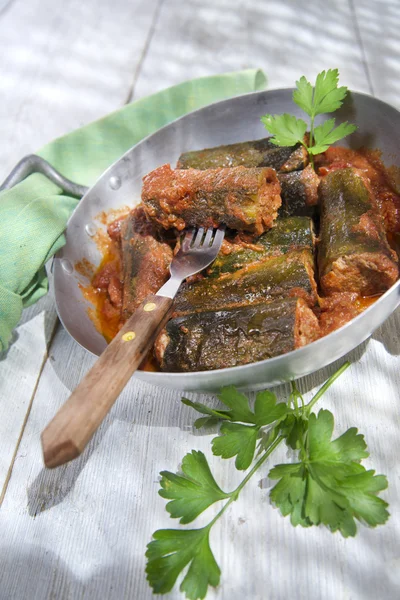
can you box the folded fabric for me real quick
[0,69,267,352]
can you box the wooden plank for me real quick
[351,0,400,109]
[0,299,52,498]
[0,318,399,599]
[0,0,159,499]
[0,0,160,182]
[133,0,371,100]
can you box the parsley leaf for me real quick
[182,398,231,428]
[253,390,289,426]
[279,413,308,450]
[261,69,356,162]
[212,422,259,470]
[212,390,289,469]
[293,69,348,117]
[312,69,348,115]
[182,386,256,425]
[159,451,230,524]
[216,386,256,422]
[292,75,313,115]
[192,416,221,430]
[146,527,220,599]
[260,114,307,147]
[267,463,311,527]
[269,409,389,537]
[309,119,357,154]
[184,387,288,428]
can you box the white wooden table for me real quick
[1,1,399,598]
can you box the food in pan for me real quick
[207,216,314,278]
[91,146,399,371]
[89,71,400,373]
[176,136,309,172]
[278,165,320,217]
[318,168,398,296]
[120,206,173,321]
[174,249,316,316]
[156,297,319,372]
[141,164,281,235]
[178,143,319,218]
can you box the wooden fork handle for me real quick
[41,294,173,468]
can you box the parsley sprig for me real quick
[261,69,357,165]
[146,362,389,599]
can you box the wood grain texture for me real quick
[351,0,400,109]
[133,0,372,100]
[42,294,173,467]
[1,1,400,599]
[0,304,52,497]
[0,0,160,181]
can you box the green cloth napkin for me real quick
[0,69,267,352]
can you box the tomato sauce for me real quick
[316,147,400,232]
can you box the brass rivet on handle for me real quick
[144,302,156,312]
[122,331,136,342]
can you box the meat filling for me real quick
[141,164,281,235]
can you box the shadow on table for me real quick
[0,546,145,599]
[1,512,398,599]
[27,416,115,517]
[27,337,370,518]
[371,308,400,356]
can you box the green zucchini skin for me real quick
[318,168,398,296]
[177,137,308,172]
[174,249,316,315]
[207,217,314,278]
[156,297,319,372]
[141,164,281,235]
[120,208,173,321]
[278,165,320,217]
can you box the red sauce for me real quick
[316,147,400,232]
[79,219,160,372]
[80,242,122,343]
[354,295,380,311]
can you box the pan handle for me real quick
[0,154,89,198]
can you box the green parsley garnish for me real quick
[146,362,389,599]
[261,69,357,165]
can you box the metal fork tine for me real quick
[182,227,196,251]
[213,225,226,246]
[157,225,225,299]
[202,228,213,247]
[193,227,205,248]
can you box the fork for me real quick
[41,226,225,468]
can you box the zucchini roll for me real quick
[207,216,314,278]
[155,297,320,372]
[141,164,281,235]
[177,137,308,172]
[318,168,398,296]
[278,165,320,217]
[120,207,173,321]
[174,249,317,315]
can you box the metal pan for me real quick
[3,89,400,392]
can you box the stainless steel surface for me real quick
[0,154,89,198]
[157,226,225,299]
[53,88,400,391]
